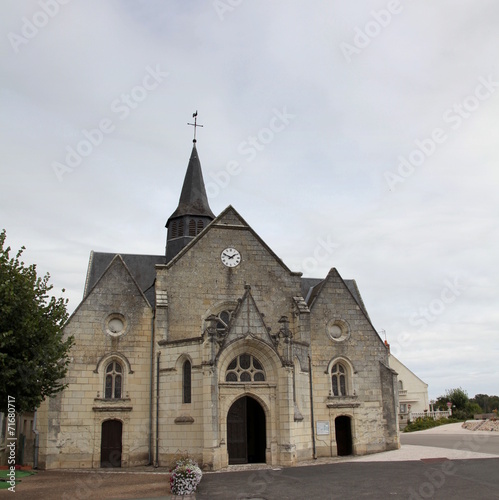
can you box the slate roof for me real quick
[84,251,165,307]
[84,250,369,317]
[166,143,215,226]
[301,276,370,320]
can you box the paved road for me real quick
[3,459,498,500]
[3,425,499,499]
[197,459,499,499]
[401,430,499,455]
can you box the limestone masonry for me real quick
[37,141,400,470]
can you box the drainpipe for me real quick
[148,313,155,465]
[32,409,39,469]
[308,356,317,459]
[155,351,161,467]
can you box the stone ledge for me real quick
[174,415,195,424]
[92,406,133,412]
[326,396,360,409]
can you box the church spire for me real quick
[165,115,215,260]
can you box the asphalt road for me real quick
[197,459,499,499]
[3,426,499,499]
[401,431,499,455]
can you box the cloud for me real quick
[1,0,498,399]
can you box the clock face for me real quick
[221,247,241,267]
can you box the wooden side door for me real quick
[227,397,247,464]
[100,420,122,468]
[335,416,352,456]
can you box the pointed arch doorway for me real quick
[227,396,266,464]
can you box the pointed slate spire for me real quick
[165,140,215,260]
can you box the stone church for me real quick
[37,137,399,470]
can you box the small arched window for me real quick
[171,221,178,238]
[197,220,204,234]
[105,361,123,399]
[398,380,404,391]
[225,354,266,382]
[331,362,347,396]
[183,360,191,404]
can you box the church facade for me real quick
[37,141,399,470]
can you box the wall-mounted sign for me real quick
[317,421,330,435]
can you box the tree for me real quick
[0,230,73,414]
[471,394,499,413]
[445,387,469,411]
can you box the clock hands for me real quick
[221,248,241,267]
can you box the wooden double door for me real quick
[227,396,266,464]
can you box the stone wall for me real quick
[308,268,399,457]
[38,256,154,469]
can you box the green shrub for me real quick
[403,416,462,432]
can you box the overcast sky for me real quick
[2,1,498,400]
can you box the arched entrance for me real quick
[335,416,352,456]
[227,396,266,464]
[100,419,122,467]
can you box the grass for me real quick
[0,469,36,489]
[403,416,463,432]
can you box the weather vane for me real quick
[188,111,203,143]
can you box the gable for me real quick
[309,268,385,349]
[84,251,164,306]
[164,205,299,277]
[156,206,303,342]
[220,286,275,350]
[72,255,152,322]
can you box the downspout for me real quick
[308,355,317,459]
[32,409,39,469]
[155,351,161,467]
[148,313,155,465]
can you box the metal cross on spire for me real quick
[187,110,203,143]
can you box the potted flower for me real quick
[170,457,202,496]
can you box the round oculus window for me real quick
[326,319,350,342]
[105,314,126,337]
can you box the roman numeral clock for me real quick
[221,247,241,268]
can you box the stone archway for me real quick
[227,396,266,464]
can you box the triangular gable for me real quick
[67,254,152,323]
[389,354,428,386]
[220,286,275,349]
[310,267,385,347]
[84,251,164,306]
[165,205,301,277]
